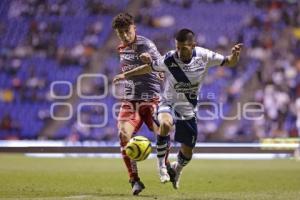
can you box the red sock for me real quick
[120,140,139,182]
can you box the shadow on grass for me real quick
[92,192,235,200]
[95,193,158,198]
[68,192,159,199]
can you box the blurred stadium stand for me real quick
[0,0,299,146]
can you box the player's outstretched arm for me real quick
[223,43,243,67]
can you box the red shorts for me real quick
[118,99,159,133]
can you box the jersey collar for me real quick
[175,49,196,64]
[117,35,137,50]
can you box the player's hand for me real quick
[113,74,125,83]
[231,43,243,58]
[139,53,152,64]
[156,72,165,81]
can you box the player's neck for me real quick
[176,50,195,64]
[181,58,192,64]
[179,55,193,64]
[120,35,137,48]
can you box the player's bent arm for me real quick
[113,64,152,83]
[221,43,243,67]
[124,64,152,78]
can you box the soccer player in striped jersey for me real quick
[114,28,243,189]
[112,13,171,195]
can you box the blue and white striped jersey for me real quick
[152,46,225,118]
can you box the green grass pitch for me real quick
[0,154,300,200]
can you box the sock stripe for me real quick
[157,147,167,151]
[157,143,168,148]
[156,135,170,160]
[178,151,191,167]
[157,150,167,156]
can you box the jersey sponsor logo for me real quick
[174,82,199,93]
[120,53,139,61]
[182,65,204,72]
[165,56,198,106]
[120,48,136,53]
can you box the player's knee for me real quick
[118,126,131,144]
[160,120,172,134]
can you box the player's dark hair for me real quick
[112,13,134,29]
[175,28,195,42]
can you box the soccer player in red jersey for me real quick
[112,13,170,195]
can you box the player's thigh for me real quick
[139,102,160,135]
[117,121,136,142]
[118,101,143,137]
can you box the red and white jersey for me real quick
[118,35,162,100]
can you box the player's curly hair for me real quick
[112,13,134,29]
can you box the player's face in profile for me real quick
[115,25,136,45]
[175,40,195,62]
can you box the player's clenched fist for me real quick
[231,43,243,57]
[139,53,152,64]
